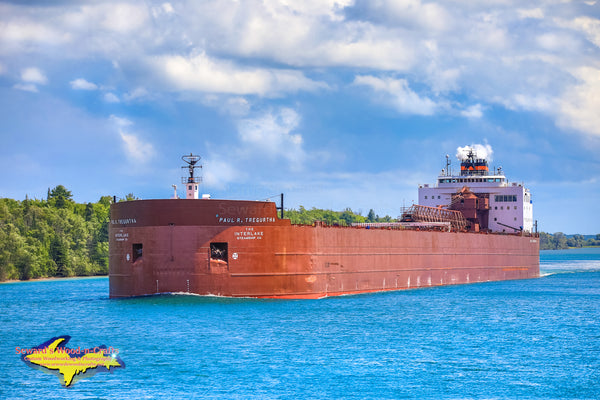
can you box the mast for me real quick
[181,153,202,199]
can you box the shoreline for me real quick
[0,275,108,284]
[541,246,600,251]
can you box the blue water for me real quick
[1,249,599,399]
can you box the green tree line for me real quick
[539,232,600,250]
[0,186,110,281]
[284,206,395,226]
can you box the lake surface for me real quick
[1,248,599,399]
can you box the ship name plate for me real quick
[114,230,129,242]
[216,216,276,224]
[111,218,137,225]
[234,227,264,240]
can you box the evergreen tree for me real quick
[367,209,376,222]
[49,234,71,277]
[49,185,73,209]
[84,203,94,221]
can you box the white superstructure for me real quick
[418,147,533,233]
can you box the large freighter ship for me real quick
[109,148,539,299]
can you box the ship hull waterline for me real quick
[109,199,540,299]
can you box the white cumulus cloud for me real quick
[353,75,437,115]
[21,67,47,84]
[461,104,483,119]
[203,157,242,189]
[558,67,600,137]
[0,20,71,51]
[110,115,155,163]
[104,92,120,103]
[237,108,304,167]
[152,2,175,18]
[70,78,98,90]
[67,3,149,34]
[124,87,149,101]
[1,0,599,144]
[202,95,251,117]
[155,52,326,96]
[517,8,544,19]
[13,83,38,93]
[14,67,47,92]
[556,16,600,48]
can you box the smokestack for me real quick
[456,144,493,161]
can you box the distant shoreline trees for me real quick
[539,232,600,250]
[0,186,110,281]
[284,207,394,226]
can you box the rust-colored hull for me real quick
[109,199,540,299]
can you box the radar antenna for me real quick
[182,153,202,184]
[181,153,202,199]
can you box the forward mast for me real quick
[181,153,202,199]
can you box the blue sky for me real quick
[0,0,599,234]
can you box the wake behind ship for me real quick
[109,149,539,299]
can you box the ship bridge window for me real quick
[210,242,228,262]
[132,243,143,262]
[494,195,517,202]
